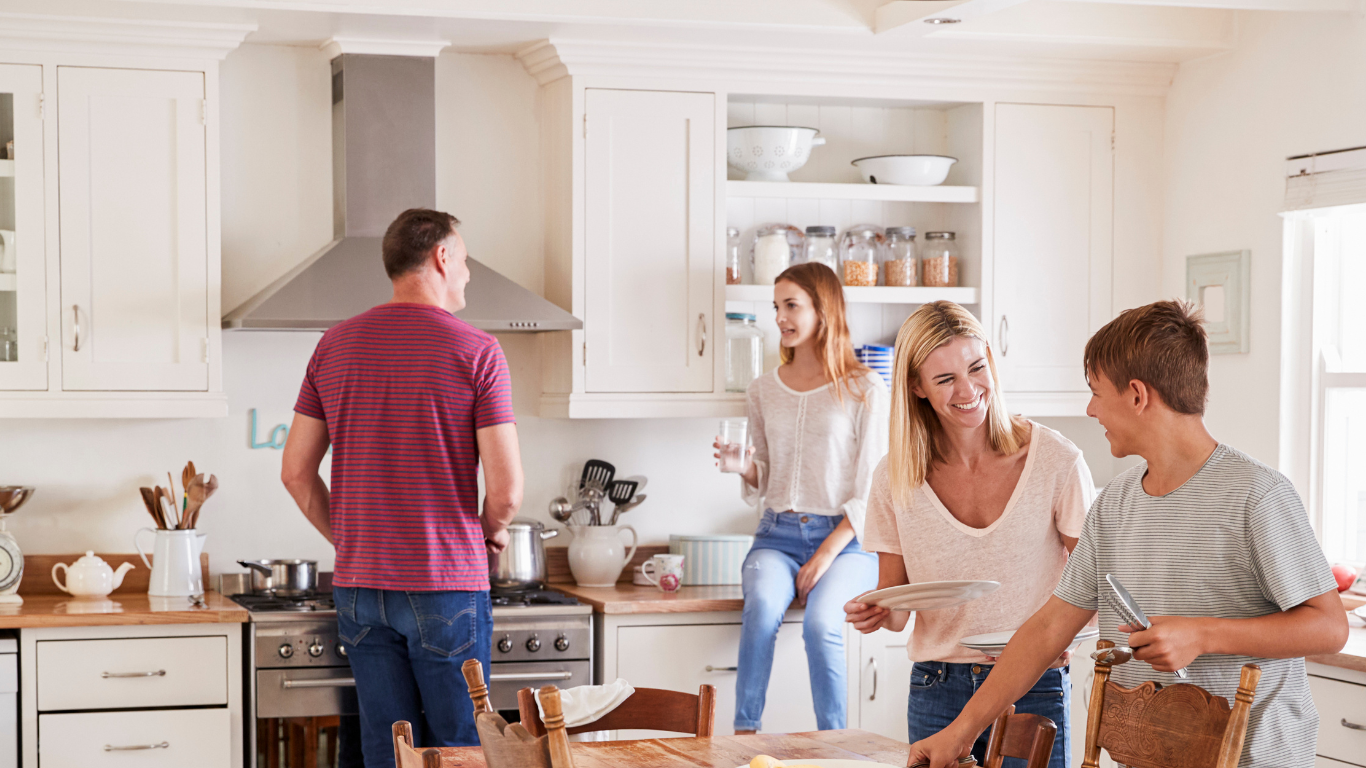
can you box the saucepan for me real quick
[238,558,318,596]
[489,518,559,590]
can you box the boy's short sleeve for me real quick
[1053,492,1104,611]
[1248,479,1337,611]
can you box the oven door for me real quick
[256,667,358,719]
[488,661,591,711]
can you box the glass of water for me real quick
[718,418,750,474]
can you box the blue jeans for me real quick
[735,510,879,731]
[907,661,1071,768]
[334,587,493,768]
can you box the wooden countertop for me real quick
[0,591,246,628]
[550,583,755,615]
[1308,594,1366,674]
[434,728,905,767]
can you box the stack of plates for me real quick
[959,626,1101,657]
[857,344,894,390]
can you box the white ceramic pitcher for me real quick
[133,528,207,597]
[566,525,638,587]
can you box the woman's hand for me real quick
[795,549,835,606]
[844,591,909,633]
[712,437,759,486]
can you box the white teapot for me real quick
[52,552,135,598]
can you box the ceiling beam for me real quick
[874,0,1032,35]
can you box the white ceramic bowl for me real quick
[728,126,826,182]
[852,154,958,186]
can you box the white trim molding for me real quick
[318,37,451,59]
[0,12,255,59]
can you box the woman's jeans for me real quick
[735,510,878,732]
[334,586,494,768]
[907,661,1071,768]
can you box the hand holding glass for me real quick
[714,418,752,474]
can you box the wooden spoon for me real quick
[139,487,165,529]
[183,473,218,530]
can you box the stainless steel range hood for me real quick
[223,53,580,333]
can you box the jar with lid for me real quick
[802,226,838,274]
[726,227,742,285]
[922,231,959,287]
[725,313,765,393]
[883,227,918,287]
[839,224,882,286]
[750,224,804,286]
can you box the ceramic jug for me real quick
[133,528,207,597]
[566,525,638,587]
[52,551,134,598]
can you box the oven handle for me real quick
[490,671,575,682]
[282,677,356,689]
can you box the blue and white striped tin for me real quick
[669,534,755,585]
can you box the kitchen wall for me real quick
[1162,10,1366,469]
[0,43,1127,577]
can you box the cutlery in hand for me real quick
[1105,573,1188,679]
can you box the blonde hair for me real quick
[775,262,871,405]
[888,301,1028,504]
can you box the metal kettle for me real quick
[488,518,559,590]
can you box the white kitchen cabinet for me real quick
[856,623,914,742]
[992,104,1114,414]
[583,89,715,394]
[57,67,210,392]
[39,708,231,768]
[1308,667,1366,768]
[0,64,48,391]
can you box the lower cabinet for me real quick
[39,709,230,768]
[1308,664,1366,768]
[855,623,914,742]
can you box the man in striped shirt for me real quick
[282,209,523,767]
[907,300,1348,768]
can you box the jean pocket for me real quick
[407,591,478,657]
[1022,668,1066,699]
[333,588,370,646]
[909,662,942,690]
[755,509,777,538]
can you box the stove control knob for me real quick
[336,644,347,659]
[278,644,294,659]
[525,635,541,653]
[308,639,325,658]
[497,636,513,654]
[554,635,570,652]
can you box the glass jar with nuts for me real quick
[839,224,883,287]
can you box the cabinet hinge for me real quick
[42,337,48,362]
[202,338,209,363]
[582,342,587,366]
[37,93,43,121]
[1111,130,1115,151]
[582,114,587,139]
[201,100,208,126]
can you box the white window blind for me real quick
[1285,146,1366,210]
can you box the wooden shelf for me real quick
[0,273,13,291]
[727,180,978,203]
[726,284,978,305]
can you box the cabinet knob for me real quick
[72,305,82,352]
[998,315,1009,357]
[697,314,707,357]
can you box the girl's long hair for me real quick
[775,262,871,404]
[888,301,1029,505]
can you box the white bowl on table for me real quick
[852,154,958,186]
[728,126,825,182]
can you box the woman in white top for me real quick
[843,301,1093,768]
[722,262,889,734]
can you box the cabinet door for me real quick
[584,89,715,393]
[993,104,1113,394]
[858,623,914,741]
[0,64,47,390]
[57,67,209,391]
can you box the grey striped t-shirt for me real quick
[1055,444,1336,768]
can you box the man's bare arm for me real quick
[281,414,334,543]
[477,423,523,553]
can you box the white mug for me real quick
[641,554,685,592]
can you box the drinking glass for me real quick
[718,418,750,474]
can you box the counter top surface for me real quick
[1308,599,1366,675]
[550,583,752,615]
[0,591,246,628]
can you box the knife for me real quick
[1105,573,1189,679]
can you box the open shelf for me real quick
[728,180,978,203]
[0,160,13,178]
[726,284,978,305]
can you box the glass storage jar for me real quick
[922,231,960,287]
[883,227,918,287]
[726,226,742,285]
[840,224,883,286]
[725,313,765,393]
[750,224,803,286]
[802,226,838,274]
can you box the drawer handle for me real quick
[488,671,574,682]
[1344,718,1366,731]
[282,677,356,689]
[705,665,738,672]
[102,670,166,679]
[105,742,169,752]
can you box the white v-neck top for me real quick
[741,368,889,542]
[862,422,1094,663]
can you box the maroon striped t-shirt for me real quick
[294,303,515,591]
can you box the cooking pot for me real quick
[237,559,318,596]
[488,519,559,590]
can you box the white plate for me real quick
[1353,604,1366,621]
[860,580,1000,612]
[959,626,1100,654]
[734,761,902,768]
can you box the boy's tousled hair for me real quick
[1084,299,1208,414]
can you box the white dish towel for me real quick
[535,678,636,728]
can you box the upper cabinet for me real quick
[992,103,1114,414]
[0,64,47,392]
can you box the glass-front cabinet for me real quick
[0,64,46,390]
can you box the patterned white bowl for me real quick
[727,126,825,182]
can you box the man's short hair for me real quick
[382,209,461,278]
[1084,299,1209,415]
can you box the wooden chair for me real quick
[516,683,716,738]
[392,659,576,768]
[1082,639,1262,768]
[982,705,1056,768]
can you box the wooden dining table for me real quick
[435,728,909,767]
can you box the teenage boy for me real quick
[906,300,1348,768]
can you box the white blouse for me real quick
[741,369,890,541]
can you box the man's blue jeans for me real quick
[906,661,1071,768]
[334,586,493,768]
[735,510,879,732]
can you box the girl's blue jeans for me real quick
[735,510,878,731]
